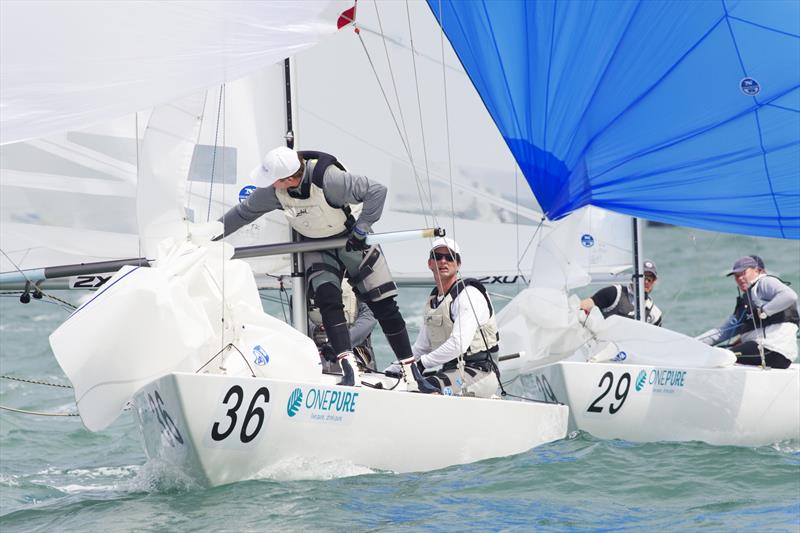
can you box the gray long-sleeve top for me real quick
[307,300,376,347]
[220,160,387,237]
[704,274,799,345]
[348,300,376,346]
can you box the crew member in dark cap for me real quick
[699,255,798,368]
[579,259,663,326]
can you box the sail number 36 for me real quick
[211,385,270,443]
[587,371,631,414]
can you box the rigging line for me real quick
[220,84,228,350]
[207,84,225,223]
[355,19,433,228]
[0,405,80,417]
[0,248,30,284]
[437,0,456,241]
[42,292,78,311]
[514,163,522,281]
[1,375,72,388]
[437,0,471,392]
[135,112,142,263]
[372,0,436,223]
[516,217,548,283]
[405,0,438,228]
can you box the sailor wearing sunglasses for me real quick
[386,238,500,397]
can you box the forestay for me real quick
[428,0,800,239]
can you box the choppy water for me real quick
[1,225,799,531]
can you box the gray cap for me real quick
[643,259,657,278]
[726,256,761,276]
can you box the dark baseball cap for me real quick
[727,256,762,276]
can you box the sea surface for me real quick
[1,225,799,532]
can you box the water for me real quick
[1,225,799,531]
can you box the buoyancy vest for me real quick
[732,276,800,334]
[274,151,363,239]
[423,278,500,361]
[600,284,662,326]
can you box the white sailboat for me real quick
[0,1,568,486]
[494,210,799,447]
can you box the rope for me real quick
[195,343,256,378]
[1,375,72,388]
[356,8,434,227]
[206,83,225,223]
[404,0,437,228]
[516,217,548,283]
[0,375,78,417]
[0,405,79,417]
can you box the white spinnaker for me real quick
[0,0,352,145]
[0,114,145,273]
[528,206,634,290]
[137,93,207,257]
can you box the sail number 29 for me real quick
[587,372,631,414]
[211,385,271,443]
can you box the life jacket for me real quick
[732,276,800,334]
[274,151,363,239]
[599,284,662,326]
[423,278,499,364]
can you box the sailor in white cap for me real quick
[699,255,798,368]
[386,237,501,397]
[218,147,413,386]
[579,259,663,326]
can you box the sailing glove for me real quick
[345,227,369,252]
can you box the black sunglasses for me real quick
[430,251,459,262]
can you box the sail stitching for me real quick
[722,0,786,238]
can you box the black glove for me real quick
[345,229,368,252]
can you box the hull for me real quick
[519,361,799,447]
[132,372,568,487]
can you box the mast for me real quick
[632,217,646,321]
[284,57,308,335]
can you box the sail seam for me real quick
[726,15,800,39]
[558,1,643,179]
[587,84,799,188]
[563,13,728,204]
[722,0,786,238]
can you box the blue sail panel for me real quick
[428,0,800,239]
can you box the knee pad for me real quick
[313,282,344,314]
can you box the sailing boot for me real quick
[399,361,439,394]
[337,351,361,387]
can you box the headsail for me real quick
[428,0,800,239]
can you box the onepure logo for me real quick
[635,370,647,391]
[286,387,359,423]
[253,345,270,366]
[581,234,595,247]
[287,388,303,417]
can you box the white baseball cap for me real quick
[250,146,301,187]
[429,237,461,256]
